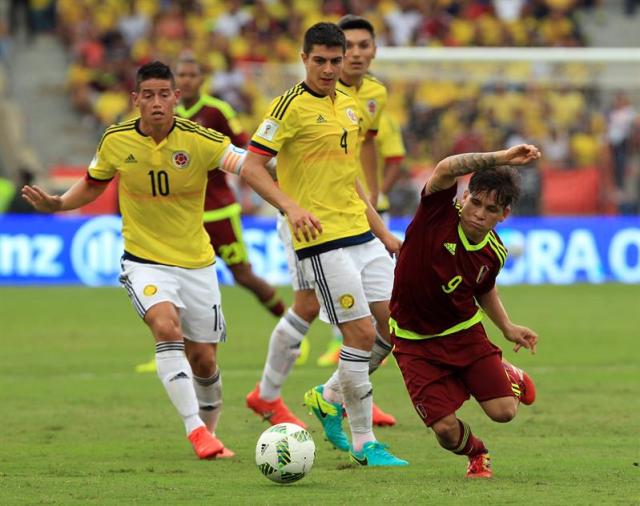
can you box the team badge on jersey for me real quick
[256,119,279,141]
[339,293,355,309]
[367,99,377,116]
[346,108,358,124]
[172,151,190,169]
[143,285,158,296]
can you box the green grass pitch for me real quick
[0,284,638,504]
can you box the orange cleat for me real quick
[246,384,307,428]
[216,446,235,459]
[466,452,492,478]
[188,426,224,459]
[503,360,536,405]
[372,402,397,427]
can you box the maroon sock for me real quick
[452,420,487,458]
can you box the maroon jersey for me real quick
[176,95,249,211]
[390,185,507,338]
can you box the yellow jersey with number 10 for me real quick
[249,82,369,255]
[88,117,230,268]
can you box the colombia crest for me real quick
[172,151,190,169]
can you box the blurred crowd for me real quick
[58,0,596,125]
[2,0,640,215]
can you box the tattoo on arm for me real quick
[448,153,497,177]
[428,182,446,193]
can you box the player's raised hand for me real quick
[21,185,63,213]
[504,323,538,354]
[286,205,322,242]
[502,144,541,166]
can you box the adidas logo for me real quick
[316,114,327,123]
[125,153,137,163]
[444,242,457,255]
[169,372,189,382]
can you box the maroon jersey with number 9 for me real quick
[390,185,507,338]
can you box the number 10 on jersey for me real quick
[148,170,170,196]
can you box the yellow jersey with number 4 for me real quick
[87,117,230,268]
[337,75,388,193]
[249,82,370,256]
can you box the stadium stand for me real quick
[5,0,640,215]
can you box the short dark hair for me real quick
[337,15,375,39]
[136,61,175,91]
[303,22,346,54]
[468,166,521,208]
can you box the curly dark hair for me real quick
[468,166,521,208]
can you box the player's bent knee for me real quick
[489,407,516,423]
[488,405,517,423]
[149,319,181,342]
[431,416,459,446]
[292,291,320,322]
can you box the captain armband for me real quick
[218,144,277,179]
[219,144,247,175]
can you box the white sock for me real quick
[369,332,393,374]
[323,370,343,404]
[338,346,375,452]
[155,341,203,435]
[259,309,309,401]
[193,369,222,435]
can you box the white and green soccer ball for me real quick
[255,423,315,484]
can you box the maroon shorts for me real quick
[204,212,249,267]
[391,323,512,426]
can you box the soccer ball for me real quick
[255,423,315,484]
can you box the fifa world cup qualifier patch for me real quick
[346,108,359,124]
[256,119,279,141]
[339,294,355,309]
[143,285,158,296]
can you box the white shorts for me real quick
[299,239,394,325]
[119,259,226,343]
[277,213,314,292]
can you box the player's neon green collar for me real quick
[458,223,490,251]
[176,95,207,119]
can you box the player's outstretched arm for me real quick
[22,178,107,213]
[241,151,322,242]
[425,144,541,196]
[355,179,401,255]
[477,287,538,354]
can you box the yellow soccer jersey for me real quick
[88,117,230,268]
[337,74,388,193]
[337,74,387,139]
[249,82,370,256]
[376,112,406,212]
